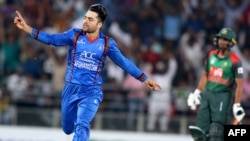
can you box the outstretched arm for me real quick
[13,10,74,46]
[13,11,32,34]
[106,38,161,91]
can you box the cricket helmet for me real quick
[213,28,237,48]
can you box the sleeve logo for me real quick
[237,67,243,74]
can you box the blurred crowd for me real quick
[1,0,250,132]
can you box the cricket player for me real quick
[187,27,246,141]
[13,4,161,141]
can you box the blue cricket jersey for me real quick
[30,28,148,85]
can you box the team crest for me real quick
[223,62,228,67]
[97,43,104,50]
[221,28,228,35]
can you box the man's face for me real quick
[82,10,101,33]
[218,37,230,51]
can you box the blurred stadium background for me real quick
[1,0,250,140]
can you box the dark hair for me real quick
[89,4,107,23]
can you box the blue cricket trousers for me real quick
[61,82,103,141]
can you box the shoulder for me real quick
[107,37,115,43]
[230,52,241,64]
[99,30,116,44]
[104,36,116,46]
[208,49,218,57]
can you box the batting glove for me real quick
[187,89,201,110]
[233,103,245,122]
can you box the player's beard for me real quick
[83,28,96,33]
[82,25,97,33]
[218,47,228,51]
[218,44,229,52]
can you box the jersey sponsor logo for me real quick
[75,50,99,71]
[237,67,243,74]
[209,66,229,84]
[210,67,223,77]
[74,60,98,71]
[79,51,96,63]
[208,76,229,85]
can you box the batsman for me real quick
[187,27,246,141]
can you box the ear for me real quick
[97,22,103,29]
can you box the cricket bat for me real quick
[233,110,245,125]
[233,119,242,125]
